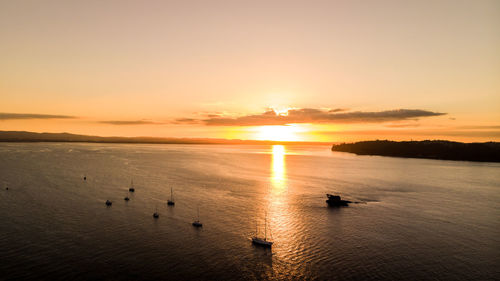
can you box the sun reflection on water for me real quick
[271,145,286,194]
[267,145,296,278]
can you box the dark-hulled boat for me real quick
[252,213,273,248]
[326,194,351,207]
[192,206,202,227]
[167,187,175,206]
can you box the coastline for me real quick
[331,140,500,163]
[0,131,328,146]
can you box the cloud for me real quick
[385,123,421,128]
[455,125,500,130]
[328,108,348,113]
[181,108,446,126]
[99,120,164,125]
[318,129,500,138]
[206,114,222,118]
[0,112,76,120]
[170,118,201,125]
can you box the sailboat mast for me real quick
[265,213,267,241]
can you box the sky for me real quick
[1,0,499,142]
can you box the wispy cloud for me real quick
[99,120,164,125]
[176,108,446,126]
[319,129,500,138]
[0,112,76,120]
[171,118,201,125]
[328,108,348,113]
[455,125,500,130]
[385,123,421,128]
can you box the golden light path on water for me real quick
[266,145,300,278]
[271,145,286,194]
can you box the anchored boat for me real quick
[192,206,202,227]
[167,187,175,206]
[252,213,273,248]
[153,207,159,218]
[326,194,351,207]
[129,180,135,192]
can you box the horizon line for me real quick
[0,130,497,145]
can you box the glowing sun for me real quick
[254,125,303,141]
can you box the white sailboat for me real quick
[252,213,273,247]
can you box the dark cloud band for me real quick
[99,120,164,125]
[192,108,446,126]
[0,113,76,120]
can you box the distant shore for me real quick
[0,131,327,146]
[331,140,500,162]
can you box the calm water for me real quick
[0,143,499,280]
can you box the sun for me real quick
[254,125,303,141]
[271,107,290,116]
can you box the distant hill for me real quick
[0,131,325,145]
[331,140,500,162]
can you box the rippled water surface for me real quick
[0,143,499,280]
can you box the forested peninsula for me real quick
[331,140,500,162]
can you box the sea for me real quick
[0,143,499,280]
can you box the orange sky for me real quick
[0,0,499,142]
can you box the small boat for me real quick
[105,200,112,206]
[124,194,130,201]
[252,237,273,247]
[252,213,273,248]
[83,175,86,181]
[326,194,351,207]
[129,180,135,192]
[192,206,202,227]
[153,207,159,218]
[167,187,175,206]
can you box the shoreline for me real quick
[331,140,500,163]
[0,131,328,146]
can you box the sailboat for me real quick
[167,187,175,206]
[252,213,273,248]
[153,206,159,218]
[192,206,202,227]
[129,180,135,192]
